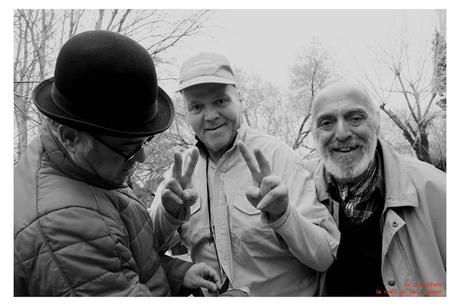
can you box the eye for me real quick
[215,98,228,106]
[349,115,365,125]
[318,120,334,129]
[188,104,202,113]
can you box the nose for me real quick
[133,147,147,164]
[335,119,352,141]
[203,106,219,122]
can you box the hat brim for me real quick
[176,76,236,92]
[33,77,175,137]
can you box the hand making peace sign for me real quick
[161,147,199,219]
[238,142,289,221]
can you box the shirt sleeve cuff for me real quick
[160,203,189,226]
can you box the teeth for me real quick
[333,147,354,152]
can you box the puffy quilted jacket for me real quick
[14,123,192,296]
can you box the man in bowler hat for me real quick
[14,31,221,296]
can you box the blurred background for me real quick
[13,9,446,206]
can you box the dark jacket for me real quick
[14,123,192,296]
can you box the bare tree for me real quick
[289,40,335,152]
[234,68,296,146]
[14,9,56,161]
[13,9,211,166]
[363,26,445,167]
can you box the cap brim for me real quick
[176,76,236,92]
[33,77,175,137]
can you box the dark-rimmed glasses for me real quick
[92,134,154,162]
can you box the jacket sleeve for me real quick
[148,163,189,253]
[160,254,194,296]
[263,153,340,272]
[423,166,446,267]
[18,206,167,296]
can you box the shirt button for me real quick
[388,279,396,286]
[392,221,398,227]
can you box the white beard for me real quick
[319,134,378,181]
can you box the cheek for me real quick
[314,130,333,147]
[188,115,202,132]
[354,125,377,142]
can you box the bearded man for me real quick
[308,82,446,296]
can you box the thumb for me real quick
[182,188,198,206]
[195,278,218,293]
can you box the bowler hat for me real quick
[177,52,236,92]
[33,30,174,137]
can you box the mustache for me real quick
[326,140,365,151]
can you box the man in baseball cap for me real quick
[149,52,340,296]
[14,31,221,296]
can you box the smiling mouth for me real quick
[205,124,225,131]
[332,145,360,153]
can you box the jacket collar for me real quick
[40,122,127,190]
[313,139,418,209]
[378,139,418,209]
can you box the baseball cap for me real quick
[177,52,236,92]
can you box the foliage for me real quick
[432,30,446,111]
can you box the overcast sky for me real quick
[162,9,441,95]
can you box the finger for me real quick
[182,188,198,206]
[172,152,183,180]
[202,265,221,289]
[198,279,218,293]
[254,149,272,178]
[259,175,282,197]
[246,186,261,208]
[183,147,199,185]
[164,179,184,198]
[161,189,184,206]
[257,184,288,212]
[238,141,260,185]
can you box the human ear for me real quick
[57,125,81,154]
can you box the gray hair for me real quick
[45,118,95,157]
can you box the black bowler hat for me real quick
[33,30,174,137]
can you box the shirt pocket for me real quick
[229,192,276,244]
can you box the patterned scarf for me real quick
[326,151,383,224]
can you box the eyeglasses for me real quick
[92,134,154,162]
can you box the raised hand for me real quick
[161,147,199,219]
[238,142,289,221]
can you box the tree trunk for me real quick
[413,127,432,164]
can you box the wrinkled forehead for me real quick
[312,85,376,118]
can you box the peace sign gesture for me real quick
[238,142,289,221]
[161,147,199,219]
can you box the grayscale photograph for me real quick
[13,9,446,297]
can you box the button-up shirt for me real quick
[149,125,340,296]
